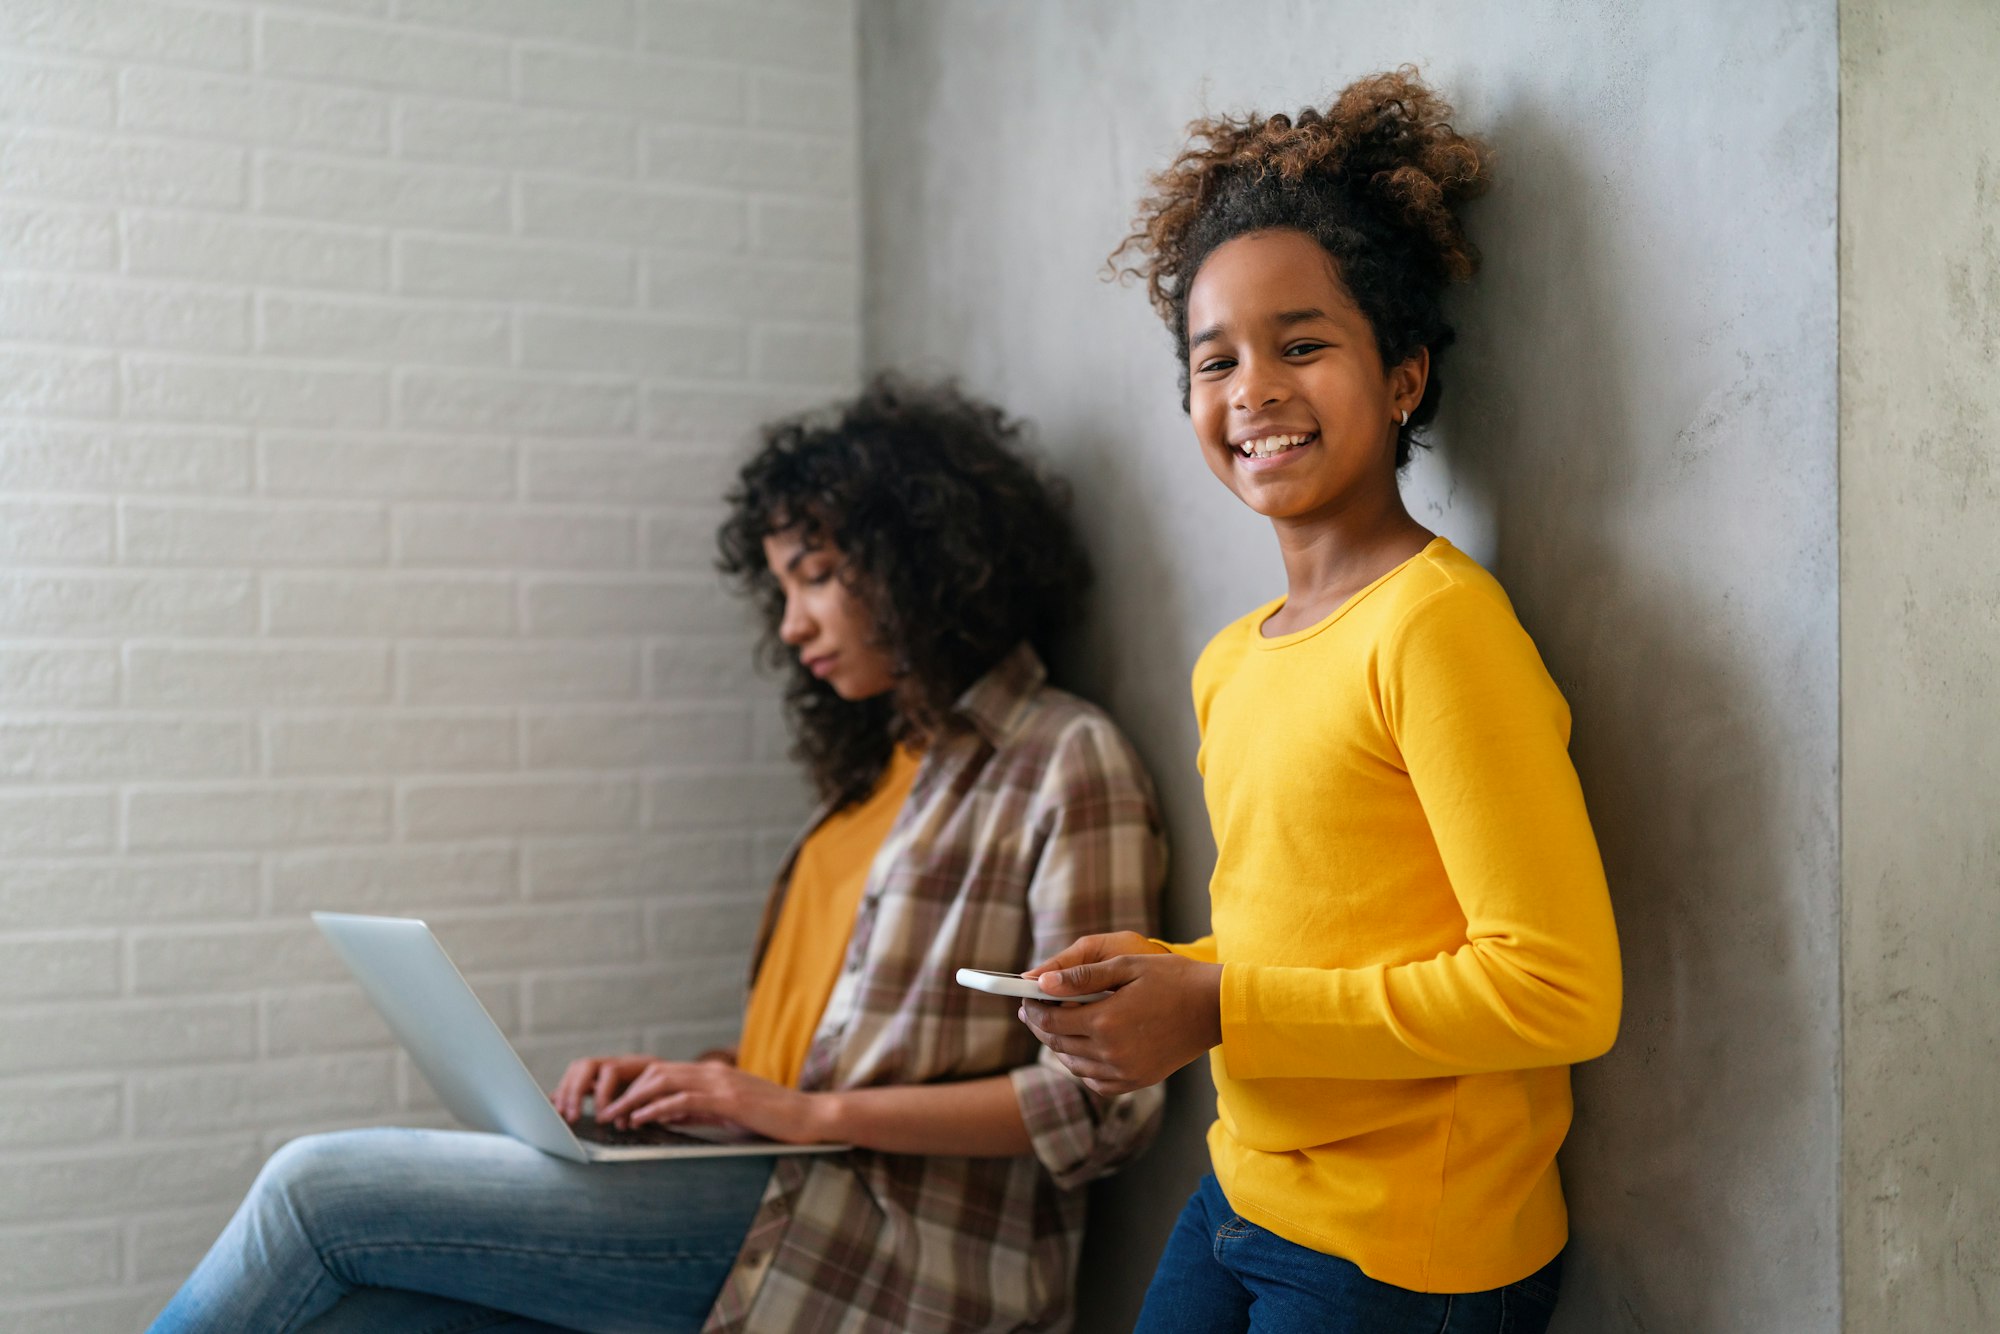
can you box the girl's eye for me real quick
[1195,357,1235,375]
[1284,341,1328,357]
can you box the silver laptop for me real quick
[312,911,848,1163]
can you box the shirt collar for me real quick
[950,642,1047,747]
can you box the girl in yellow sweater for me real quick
[1021,70,1622,1332]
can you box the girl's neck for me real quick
[1263,489,1434,635]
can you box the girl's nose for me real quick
[1231,357,1287,411]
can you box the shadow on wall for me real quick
[1449,102,1821,1332]
[1064,97,1825,1331]
[1048,420,1221,1334]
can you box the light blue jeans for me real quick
[146,1127,774,1334]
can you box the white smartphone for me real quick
[955,967,1112,1004]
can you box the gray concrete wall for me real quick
[860,2,1839,1329]
[1841,3,2000,1329]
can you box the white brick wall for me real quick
[0,2,854,1324]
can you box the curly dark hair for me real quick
[1109,67,1490,466]
[716,375,1089,810]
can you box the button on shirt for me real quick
[701,645,1169,1333]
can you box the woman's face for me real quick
[762,528,899,701]
[1183,228,1425,523]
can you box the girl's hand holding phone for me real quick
[1018,932,1223,1096]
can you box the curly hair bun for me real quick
[1119,66,1488,320]
[1315,69,1487,277]
[1113,67,1491,456]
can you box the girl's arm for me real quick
[1215,586,1621,1080]
[1031,586,1621,1086]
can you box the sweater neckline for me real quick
[1251,537,1451,650]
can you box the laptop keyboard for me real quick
[573,1116,748,1148]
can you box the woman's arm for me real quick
[815,1075,1029,1156]
[1004,715,1171,1186]
[577,711,1167,1160]
[576,1058,1031,1155]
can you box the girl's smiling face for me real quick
[1185,228,1427,523]
[762,527,898,702]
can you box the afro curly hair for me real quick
[716,374,1089,809]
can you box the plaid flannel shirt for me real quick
[700,644,1168,1333]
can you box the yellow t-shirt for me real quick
[737,745,921,1088]
[1178,537,1621,1293]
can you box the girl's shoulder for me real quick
[1376,547,1563,712]
[1381,540,1519,628]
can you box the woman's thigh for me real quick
[300,1286,573,1334]
[275,1127,772,1332]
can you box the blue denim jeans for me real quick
[146,1127,774,1334]
[1133,1174,1563,1334]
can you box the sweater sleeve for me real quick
[1217,583,1622,1081]
[1008,714,1171,1188]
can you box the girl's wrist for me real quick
[1196,961,1225,1049]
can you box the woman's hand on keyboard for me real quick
[594,1061,832,1144]
[550,1054,655,1125]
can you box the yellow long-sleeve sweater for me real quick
[1172,537,1621,1293]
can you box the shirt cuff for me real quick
[1150,936,1218,963]
[1008,1058,1160,1193]
[1217,960,1294,1080]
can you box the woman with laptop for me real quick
[149,376,1168,1334]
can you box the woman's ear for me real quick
[1389,346,1430,420]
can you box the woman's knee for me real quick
[261,1126,379,1182]
[254,1128,397,1220]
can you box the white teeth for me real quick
[1239,432,1311,458]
